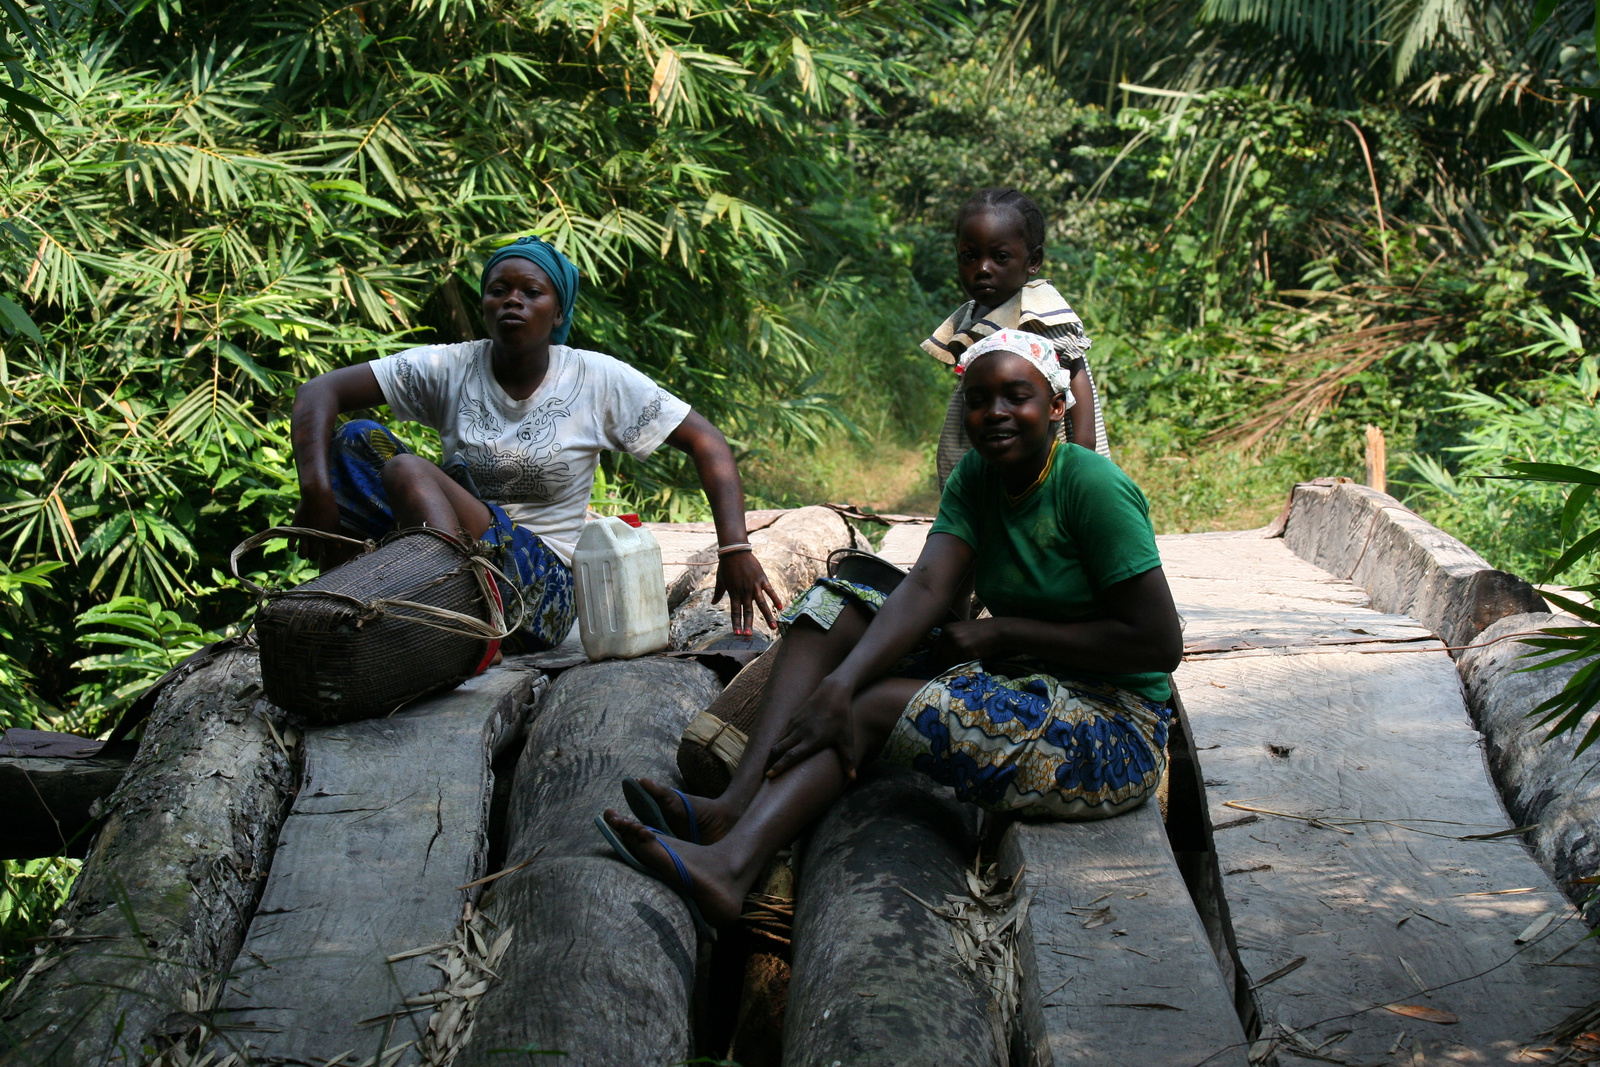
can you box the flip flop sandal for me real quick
[594,814,714,940]
[621,777,702,845]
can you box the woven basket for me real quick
[237,526,514,726]
[677,642,777,796]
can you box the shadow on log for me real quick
[0,649,298,1066]
[783,766,999,1067]
[0,732,134,860]
[457,657,721,1067]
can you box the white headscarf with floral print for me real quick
[956,328,1073,395]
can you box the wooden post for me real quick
[1364,424,1386,494]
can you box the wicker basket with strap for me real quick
[233,526,522,726]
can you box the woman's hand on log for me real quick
[766,675,857,780]
[714,551,782,636]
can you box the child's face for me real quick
[956,210,1041,308]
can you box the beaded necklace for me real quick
[1004,440,1058,507]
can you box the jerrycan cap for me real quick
[618,514,642,528]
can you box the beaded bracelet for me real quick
[716,542,754,556]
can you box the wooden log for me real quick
[0,649,298,1066]
[1459,611,1600,909]
[999,804,1249,1067]
[666,506,868,650]
[456,657,722,1067]
[205,668,544,1066]
[783,766,999,1067]
[0,732,133,860]
[1280,479,1546,650]
[1178,642,1600,1059]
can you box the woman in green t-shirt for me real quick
[599,329,1183,933]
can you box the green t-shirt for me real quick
[929,443,1170,702]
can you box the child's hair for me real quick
[955,188,1046,255]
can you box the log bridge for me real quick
[3,493,1599,1066]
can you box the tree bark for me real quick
[0,649,298,1065]
[783,766,998,1067]
[667,506,867,650]
[457,657,721,1067]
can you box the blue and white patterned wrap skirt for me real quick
[326,419,576,653]
[779,578,1169,820]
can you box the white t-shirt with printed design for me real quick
[369,339,690,566]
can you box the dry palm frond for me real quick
[904,857,1031,1059]
[1203,312,1453,450]
[410,900,514,1066]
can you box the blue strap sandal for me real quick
[621,777,702,845]
[594,814,714,940]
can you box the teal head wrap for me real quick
[481,236,580,346]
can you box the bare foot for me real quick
[636,777,743,845]
[601,810,745,927]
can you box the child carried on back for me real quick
[925,187,1109,486]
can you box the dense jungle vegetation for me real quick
[3,0,1600,985]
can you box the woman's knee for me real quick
[378,452,439,497]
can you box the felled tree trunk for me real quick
[456,657,721,1067]
[0,649,298,1065]
[667,506,867,650]
[783,766,999,1067]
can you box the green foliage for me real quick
[1402,360,1600,581]
[0,856,79,996]
[68,596,224,730]
[1479,459,1600,753]
[0,0,934,725]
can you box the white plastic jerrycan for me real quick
[573,516,670,661]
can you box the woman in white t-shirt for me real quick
[290,236,781,651]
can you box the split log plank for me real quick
[1158,531,1432,654]
[1165,531,1600,1062]
[1281,480,1546,650]
[0,649,297,1066]
[999,803,1248,1067]
[1459,612,1600,907]
[206,667,543,1067]
[457,657,722,1067]
[877,522,934,567]
[783,767,999,1067]
[0,737,132,860]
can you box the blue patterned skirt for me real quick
[780,579,1169,820]
[328,420,576,653]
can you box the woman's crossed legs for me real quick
[602,606,923,925]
